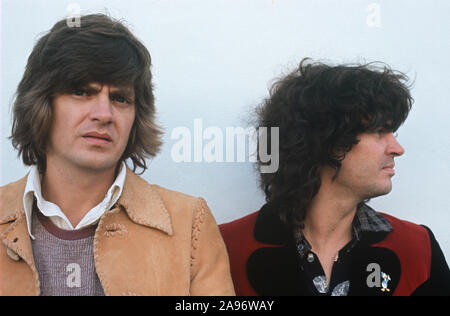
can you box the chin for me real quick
[74,156,119,171]
[371,187,392,199]
[364,181,393,199]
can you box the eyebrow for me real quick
[110,87,135,100]
[77,83,135,100]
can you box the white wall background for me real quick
[1,0,449,261]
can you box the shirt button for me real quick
[307,253,314,263]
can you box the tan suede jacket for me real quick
[0,168,235,296]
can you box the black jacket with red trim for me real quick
[219,204,450,296]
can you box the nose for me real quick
[387,133,405,157]
[89,86,113,124]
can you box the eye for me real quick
[111,94,133,105]
[112,96,127,103]
[73,90,88,97]
[72,87,96,97]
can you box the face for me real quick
[46,83,136,172]
[333,130,405,200]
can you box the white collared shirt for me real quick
[23,162,127,240]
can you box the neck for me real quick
[41,158,120,228]
[303,198,357,253]
[302,171,360,254]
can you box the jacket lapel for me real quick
[0,175,40,296]
[93,168,178,296]
[348,243,401,296]
[247,245,310,295]
[116,167,173,235]
[248,203,310,295]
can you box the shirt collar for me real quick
[352,203,393,240]
[23,162,127,240]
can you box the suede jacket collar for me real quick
[0,167,173,235]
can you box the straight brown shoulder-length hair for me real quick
[10,14,162,175]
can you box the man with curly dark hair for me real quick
[220,59,450,296]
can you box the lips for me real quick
[382,164,395,175]
[82,132,112,144]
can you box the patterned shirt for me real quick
[294,203,393,296]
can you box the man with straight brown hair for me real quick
[0,14,234,296]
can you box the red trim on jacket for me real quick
[220,212,269,296]
[374,213,431,296]
[220,211,432,296]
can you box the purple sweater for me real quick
[31,206,105,296]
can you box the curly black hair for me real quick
[256,58,413,230]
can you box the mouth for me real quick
[382,164,395,175]
[82,132,112,145]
